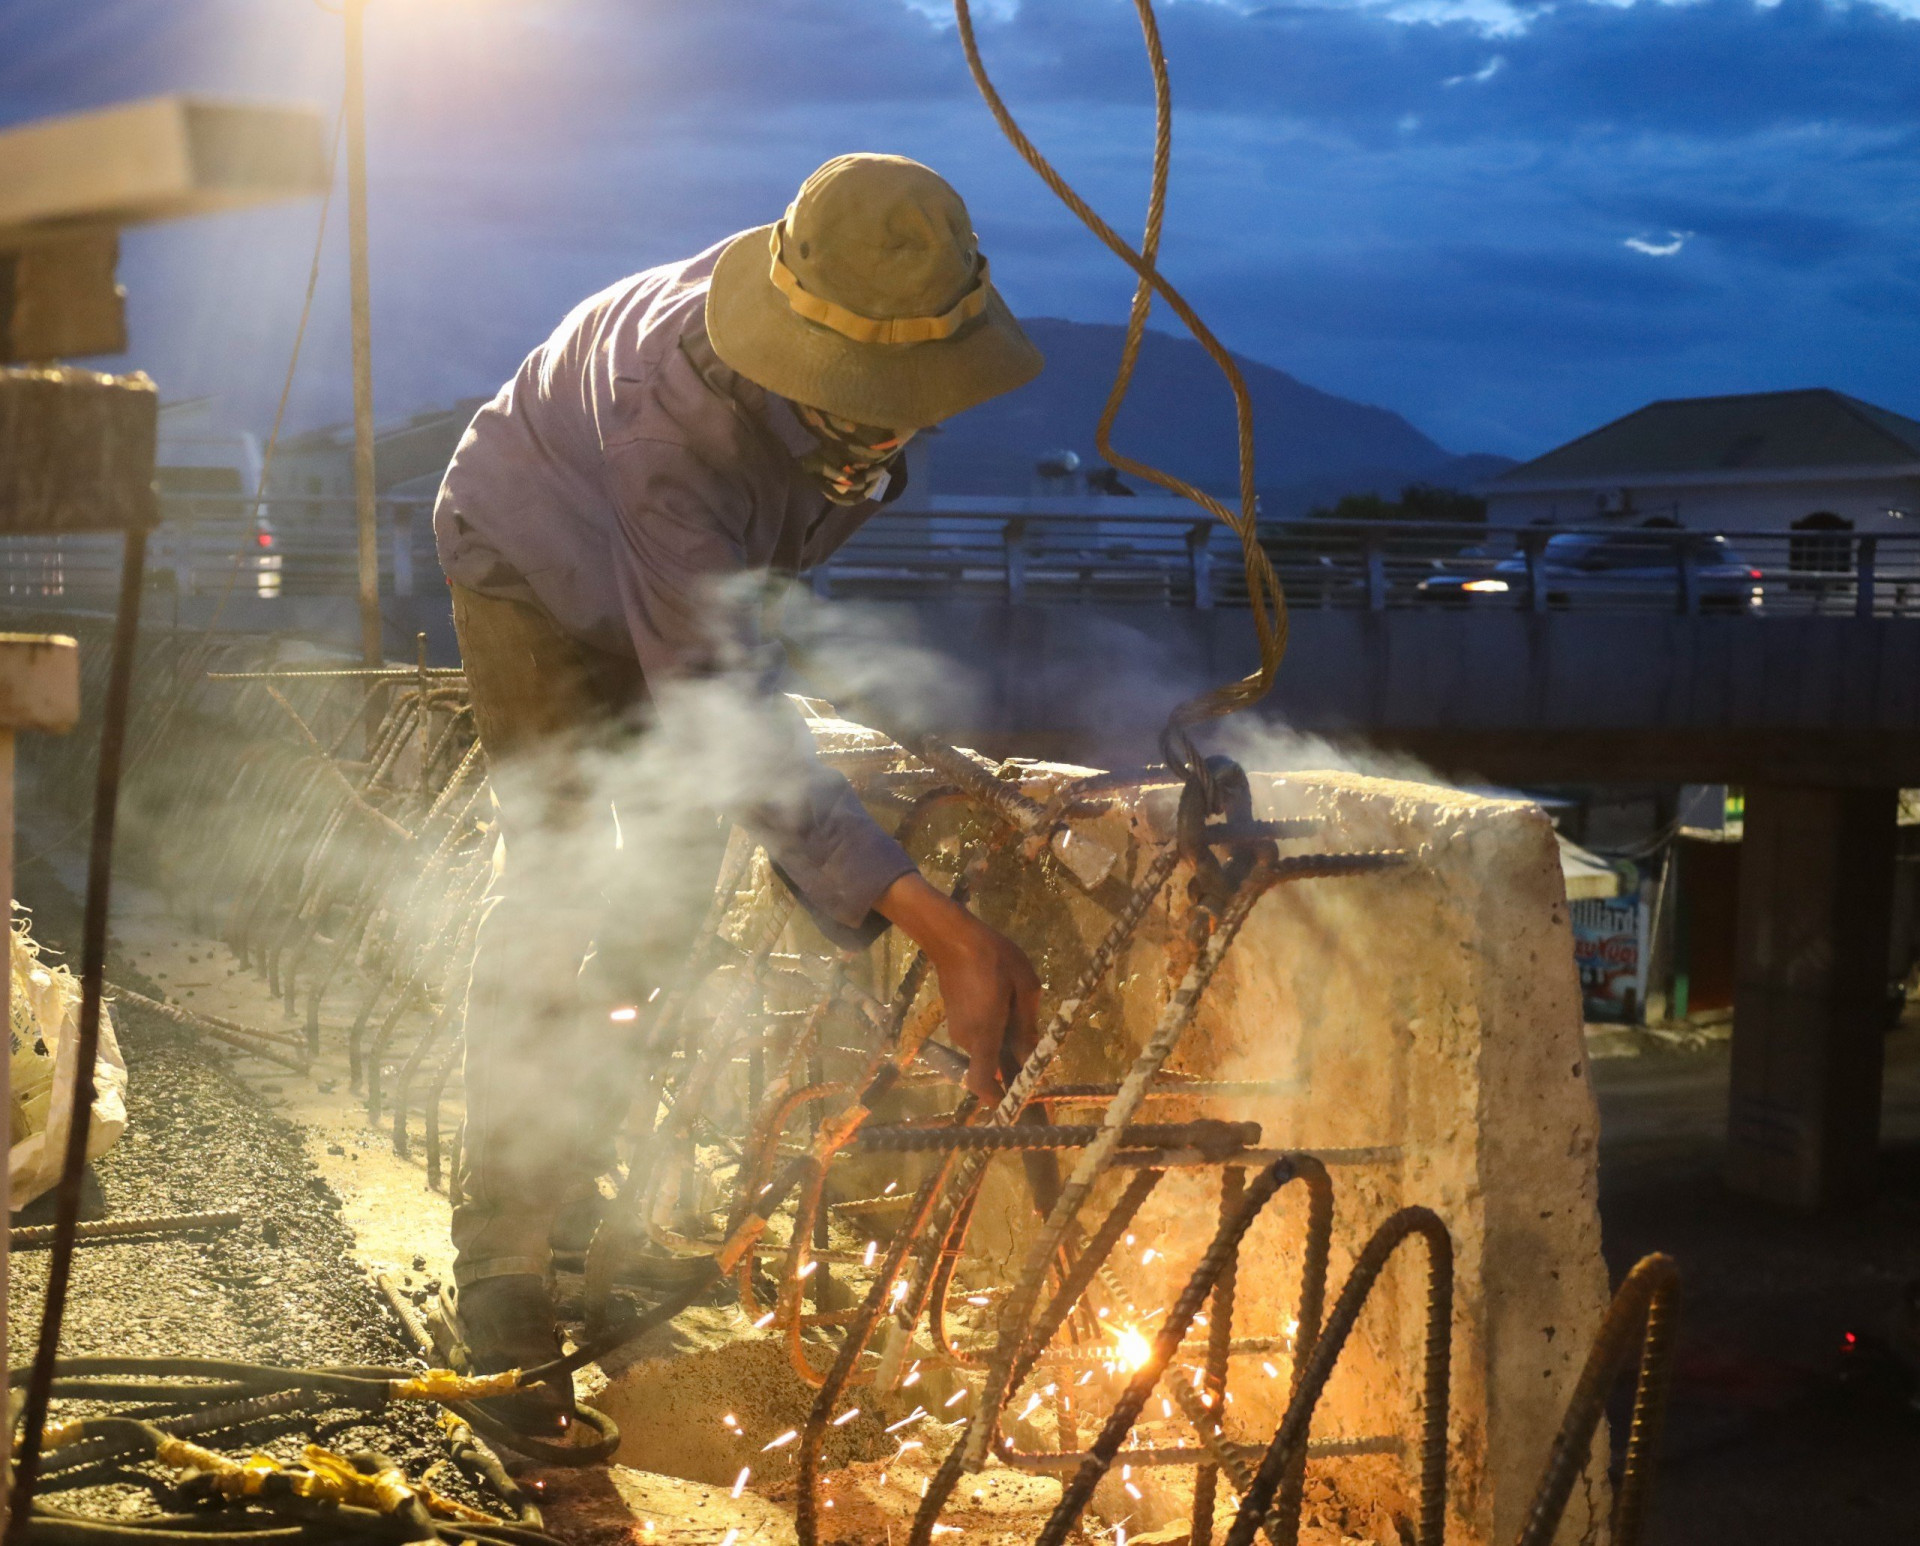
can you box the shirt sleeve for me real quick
[601,432,915,938]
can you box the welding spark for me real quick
[865,1240,878,1267]
[720,1533,738,1546]
[753,1311,775,1328]
[763,1430,798,1451]
[883,1181,898,1194]
[1141,1248,1157,1265]
[647,986,661,1002]
[1161,1398,1171,1417]
[1076,1371,1093,1386]
[1262,1360,1280,1379]
[895,1440,923,1456]
[722,1414,739,1428]
[890,1279,910,1306]
[1111,1326,1152,1370]
[932,1527,961,1537]
[832,1408,861,1426]
[1121,1465,1131,1480]
[944,1388,967,1408]
[966,1294,989,1306]
[884,1408,928,1433]
[798,1260,818,1279]
[1125,1482,1142,1500]
[731,1468,749,1499]
[609,1006,638,1022]
[1019,1394,1043,1419]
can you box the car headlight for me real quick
[1462,578,1510,594]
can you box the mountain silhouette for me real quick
[925,318,1509,514]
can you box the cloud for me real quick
[3,0,1919,461]
[1444,54,1508,85]
[1624,231,1692,257]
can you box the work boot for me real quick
[441,1276,572,1438]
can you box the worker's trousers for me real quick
[447,583,723,1287]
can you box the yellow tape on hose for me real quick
[388,1367,522,1401]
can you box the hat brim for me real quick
[706,224,1043,431]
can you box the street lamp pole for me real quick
[344,0,382,672]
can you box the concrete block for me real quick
[0,96,328,239]
[0,232,125,363]
[0,365,157,533]
[856,754,1612,1546]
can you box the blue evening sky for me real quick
[3,0,1915,459]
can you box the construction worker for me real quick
[430,154,1045,1419]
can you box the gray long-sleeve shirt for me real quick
[433,239,915,936]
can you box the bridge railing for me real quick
[1,495,1917,620]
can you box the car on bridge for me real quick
[1418,529,1765,612]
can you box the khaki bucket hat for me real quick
[707,154,1043,431]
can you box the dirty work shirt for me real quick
[433,238,915,938]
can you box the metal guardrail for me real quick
[1,495,1917,620]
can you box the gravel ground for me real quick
[8,852,500,1522]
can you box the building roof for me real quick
[1496,389,1920,486]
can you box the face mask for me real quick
[792,403,917,505]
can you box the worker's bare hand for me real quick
[876,871,1041,1102]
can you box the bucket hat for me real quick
[707,153,1042,431]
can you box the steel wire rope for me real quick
[951,0,1289,795]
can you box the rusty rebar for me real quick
[1223,1207,1454,1546]
[10,1211,241,1249]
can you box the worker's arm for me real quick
[875,871,1041,1102]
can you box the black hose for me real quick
[1223,1207,1454,1546]
[1512,1254,1680,1546]
[9,527,148,1545]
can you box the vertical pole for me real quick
[415,631,430,799]
[0,727,12,1543]
[345,0,382,676]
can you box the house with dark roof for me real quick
[1486,389,1920,537]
